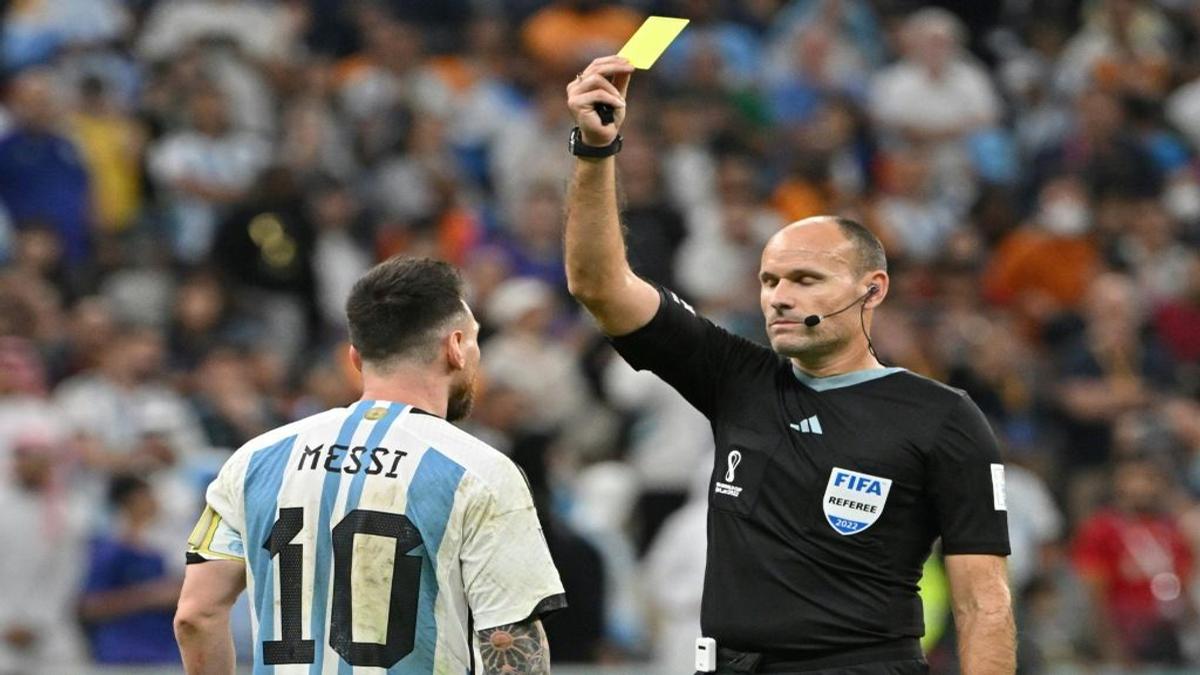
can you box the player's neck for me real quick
[360,367,449,418]
[791,341,881,379]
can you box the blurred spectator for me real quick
[655,0,762,88]
[494,183,571,290]
[137,0,298,63]
[766,0,885,72]
[1153,252,1200,370]
[642,465,708,675]
[1054,273,1177,470]
[520,0,642,76]
[1072,454,1194,667]
[1055,0,1173,98]
[189,347,280,450]
[763,22,868,129]
[616,140,688,288]
[167,270,236,372]
[309,180,372,330]
[491,85,575,224]
[78,475,181,664]
[55,324,206,473]
[0,69,91,265]
[211,167,318,363]
[677,152,784,315]
[147,83,271,262]
[869,9,1001,160]
[1111,196,1195,303]
[869,145,964,264]
[1029,89,1159,204]
[1005,460,1064,595]
[2,0,130,71]
[70,75,144,235]
[0,433,86,672]
[605,355,713,553]
[982,176,1101,328]
[482,277,590,433]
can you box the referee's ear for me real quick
[864,272,889,310]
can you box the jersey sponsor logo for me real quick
[991,463,1007,511]
[789,415,823,435]
[714,450,743,497]
[822,467,892,535]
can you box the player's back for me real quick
[190,399,565,674]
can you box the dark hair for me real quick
[345,256,466,364]
[108,474,150,509]
[833,217,888,275]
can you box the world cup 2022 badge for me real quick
[714,450,743,497]
[822,467,892,535]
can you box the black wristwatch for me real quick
[569,126,622,158]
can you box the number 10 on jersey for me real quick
[263,507,424,667]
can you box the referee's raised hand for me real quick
[566,56,634,147]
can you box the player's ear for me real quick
[446,330,467,372]
[348,344,363,373]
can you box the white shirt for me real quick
[870,59,1000,135]
[190,402,564,673]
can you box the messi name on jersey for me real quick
[822,467,892,535]
[295,443,409,477]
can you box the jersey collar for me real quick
[791,365,906,391]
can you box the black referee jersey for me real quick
[610,286,1010,655]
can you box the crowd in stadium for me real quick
[0,0,1198,672]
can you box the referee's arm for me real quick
[564,56,660,336]
[946,554,1015,675]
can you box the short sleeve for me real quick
[927,395,1011,556]
[186,505,247,563]
[608,285,774,418]
[460,462,565,630]
[186,445,252,562]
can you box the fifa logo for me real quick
[725,450,742,483]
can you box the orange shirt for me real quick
[982,228,1099,310]
[520,5,643,74]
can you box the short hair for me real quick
[832,216,888,275]
[345,256,467,365]
[108,474,150,509]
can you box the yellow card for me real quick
[618,16,689,70]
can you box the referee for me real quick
[563,57,1014,675]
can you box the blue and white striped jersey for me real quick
[187,400,565,674]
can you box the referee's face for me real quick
[759,219,863,358]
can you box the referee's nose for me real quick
[768,282,796,314]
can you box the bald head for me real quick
[767,216,887,276]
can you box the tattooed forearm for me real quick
[476,618,550,674]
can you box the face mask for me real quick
[1165,180,1200,224]
[1039,199,1090,236]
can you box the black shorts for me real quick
[699,657,928,675]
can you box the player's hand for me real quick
[566,55,634,147]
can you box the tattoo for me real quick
[476,618,550,674]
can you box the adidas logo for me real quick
[789,415,823,435]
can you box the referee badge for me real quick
[822,467,892,536]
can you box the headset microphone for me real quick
[803,285,879,327]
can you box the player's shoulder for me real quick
[403,412,527,493]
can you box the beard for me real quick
[445,370,478,422]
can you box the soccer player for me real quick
[174,257,565,674]
[564,57,1014,674]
